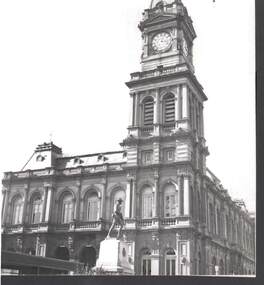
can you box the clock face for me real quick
[152,32,172,52]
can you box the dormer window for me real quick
[97,154,103,161]
[36,155,45,162]
[97,154,108,162]
[73,157,84,165]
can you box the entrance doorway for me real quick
[55,246,70,261]
[79,246,96,270]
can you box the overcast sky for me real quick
[0,0,255,211]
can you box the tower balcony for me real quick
[129,64,188,83]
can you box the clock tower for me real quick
[122,0,209,175]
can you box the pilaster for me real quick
[22,185,29,224]
[183,175,190,216]
[43,183,55,223]
[125,173,136,219]
[75,180,82,221]
[2,187,10,225]
[100,180,107,220]
[125,178,132,219]
[42,186,48,223]
[153,170,160,218]
[131,178,137,219]
[182,85,189,119]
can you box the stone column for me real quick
[153,172,159,217]
[182,85,189,119]
[135,93,140,126]
[2,188,10,224]
[151,232,160,275]
[125,177,133,219]
[42,186,48,223]
[175,87,180,122]
[178,86,182,120]
[44,186,54,223]
[178,176,184,216]
[22,185,29,224]
[131,179,137,219]
[201,105,204,137]
[154,93,159,125]
[183,176,190,216]
[153,90,160,135]
[100,181,107,220]
[129,93,135,127]
[75,181,81,221]
[2,189,6,219]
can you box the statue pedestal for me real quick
[95,238,134,275]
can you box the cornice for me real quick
[126,68,207,101]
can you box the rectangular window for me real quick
[32,203,42,224]
[164,194,178,217]
[142,259,151,275]
[143,194,153,218]
[147,260,151,275]
[164,148,175,162]
[172,260,176,275]
[63,202,73,224]
[13,205,23,225]
[87,200,98,221]
[142,151,153,165]
[143,260,147,275]
[166,259,176,276]
[166,260,170,275]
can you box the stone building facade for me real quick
[1,0,255,276]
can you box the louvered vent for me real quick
[164,95,175,123]
[143,98,154,126]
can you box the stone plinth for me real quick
[95,238,134,275]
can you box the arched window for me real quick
[61,193,74,224]
[85,193,100,221]
[165,249,176,276]
[143,97,154,126]
[141,248,151,276]
[141,186,153,219]
[31,195,43,224]
[164,183,179,218]
[163,93,175,124]
[11,196,23,225]
[112,189,126,217]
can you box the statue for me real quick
[106,198,124,240]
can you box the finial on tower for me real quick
[49,132,53,143]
